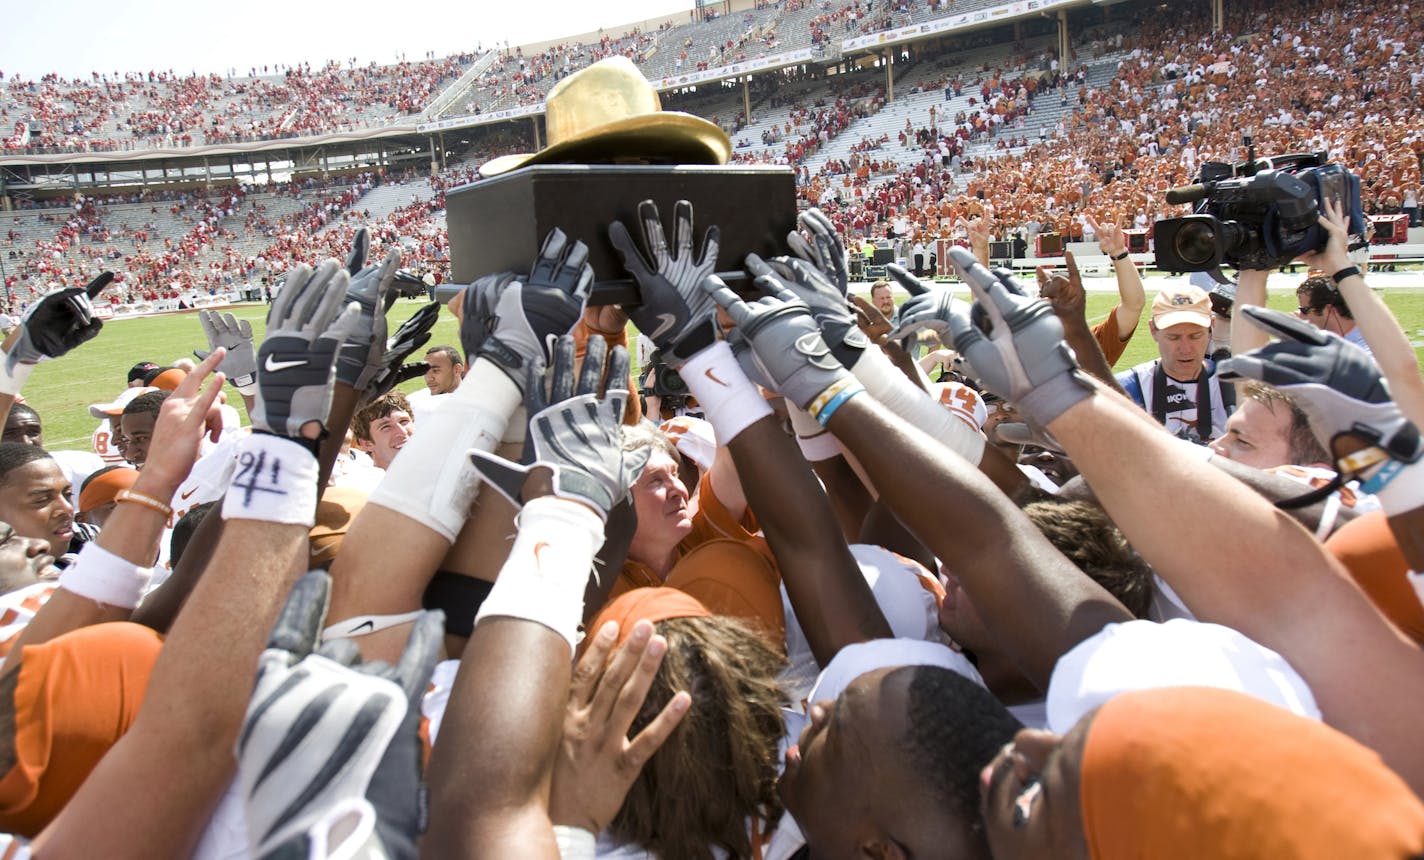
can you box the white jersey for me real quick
[91,418,125,464]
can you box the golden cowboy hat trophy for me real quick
[479,56,732,176]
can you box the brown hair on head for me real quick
[1023,499,1154,619]
[1239,380,1329,466]
[610,614,787,860]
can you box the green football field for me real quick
[18,287,1424,454]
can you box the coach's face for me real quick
[627,450,693,571]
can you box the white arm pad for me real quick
[474,497,605,652]
[850,346,986,466]
[366,358,521,542]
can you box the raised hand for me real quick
[1085,212,1127,258]
[1219,305,1421,467]
[943,246,1093,428]
[196,310,258,394]
[252,260,360,439]
[966,203,994,265]
[549,619,690,835]
[1036,250,1087,321]
[886,263,959,344]
[608,200,720,365]
[4,271,113,374]
[747,253,868,368]
[358,302,439,406]
[1296,194,1354,274]
[786,208,849,294]
[335,228,403,392]
[140,348,229,491]
[469,334,646,521]
[849,293,894,345]
[240,572,443,860]
[465,229,592,390]
[701,274,851,410]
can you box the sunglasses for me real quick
[1298,306,1320,316]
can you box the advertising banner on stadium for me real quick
[651,48,818,90]
[419,49,819,133]
[841,0,1077,52]
[417,104,544,134]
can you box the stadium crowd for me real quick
[796,0,1423,246]
[4,0,1414,307]
[1,53,477,154]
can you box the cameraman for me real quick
[1116,284,1233,444]
[1296,275,1375,360]
[640,351,703,421]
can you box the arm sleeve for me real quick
[1090,304,1130,367]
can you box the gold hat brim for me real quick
[478,112,731,178]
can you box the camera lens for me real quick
[1174,220,1219,267]
[662,367,689,394]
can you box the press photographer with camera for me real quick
[1115,284,1232,444]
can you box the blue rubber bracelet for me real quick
[815,384,865,427]
[1359,459,1404,496]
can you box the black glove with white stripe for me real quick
[609,199,721,367]
[239,571,444,860]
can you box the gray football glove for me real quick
[240,571,443,860]
[252,260,360,438]
[609,199,721,366]
[701,274,852,410]
[195,310,258,394]
[746,253,869,369]
[360,302,441,406]
[466,229,592,391]
[786,207,849,295]
[943,246,1093,429]
[5,272,112,372]
[886,264,959,346]
[335,228,403,392]
[469,335,646,521]
[1219,305,1421,465]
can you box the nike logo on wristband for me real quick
[264,356,306,372]
[347,620,375,634]
[704,368,728,386]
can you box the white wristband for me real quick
[222,434,319,526]
[0,354,34,397]
[680,341,773,445]
[787,402,842,461]
[850,347,986,465]
[554,825,597,860]
[475,497,605,652]
[1372,459,1424,518]
[59,541,153,609]
[367,358,521,541]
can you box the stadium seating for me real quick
[3,0,1418,310]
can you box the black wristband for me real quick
[1110,250,1130,261]
[1331,266,1361,285]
